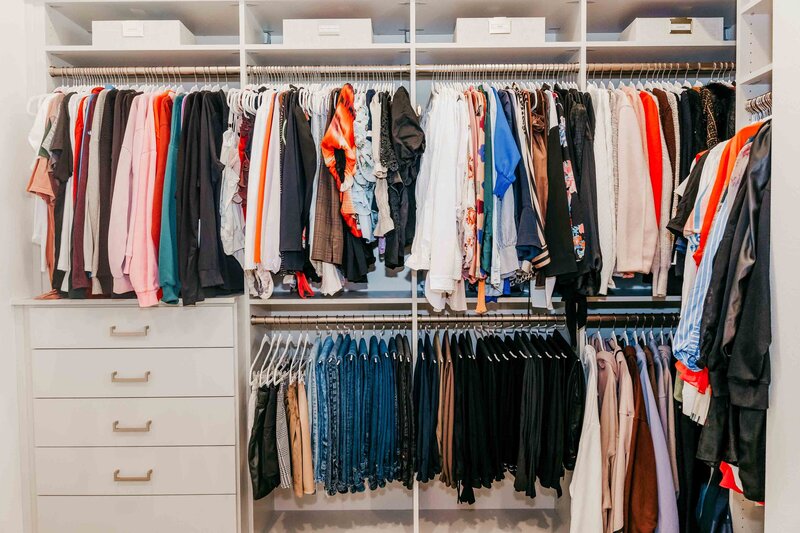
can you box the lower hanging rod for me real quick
[250,312,679,326]
[49,65,240,77]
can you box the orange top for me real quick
[151,92,173,256]
[253,92,276,264]
[692,121,763,265]
[640,92,663,223]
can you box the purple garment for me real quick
[635,343,679,533]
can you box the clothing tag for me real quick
[121,21,145,38]
[488,17,512,35]
[318,24,341,36]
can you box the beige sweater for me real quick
[614,87,658,273]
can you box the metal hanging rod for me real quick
[250,312,679,326]
[49,62,734,79]
[49,65,240,78]
[416,63,580,74]
[588,61,735,74]
[247,64,410,75]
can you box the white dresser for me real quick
[14,299,244,533]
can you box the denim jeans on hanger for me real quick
[305,337,320,483]
[315,336,335,485]
[369,338,386,488]
[336,335,355,493]
[325,334,344,495]
[350,338,369,492]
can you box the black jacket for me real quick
[697,122,771,502]
[280,90,317,272]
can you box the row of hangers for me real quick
[230,70,404,120]
[53,66,232,95]
[589,61,735,86]
[746,90,772,120]
[589,313,678,348]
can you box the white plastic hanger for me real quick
[258,332,282,386]
[249,333,271,380]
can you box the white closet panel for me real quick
[32,348,235,398]
[36,494,237,533]
[33,397,236,446]
[35,446,236,495]
[29,306,234,349]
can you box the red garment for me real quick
[719,462,764,504]
[72,96,87,202]
[676,361,709,394]
[693,121,763,265]
[320,83,361,238]
[640,92,664,223]
[152,93,173,257]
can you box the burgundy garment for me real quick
[623,346,659,533]
[70,89,102,291]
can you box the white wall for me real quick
[0,0,36,532]
[765,1,800,531]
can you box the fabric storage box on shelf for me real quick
[454,17,546,45]
[619,17,724,42]
[282,18,373,47]
[91,20,196,49]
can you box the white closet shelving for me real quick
[25,1,742,532]
[736,0,772,127]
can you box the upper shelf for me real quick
[245,44,411,66]
[46,44,241,67]
[46,1,240,46]
[243,0,409,44]
[586,40,736,63]
[415,42,581,64]
[740,62,773,85]
[415,0,581,42]
[587,0,737,35]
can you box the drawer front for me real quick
[34,397,235,447]
[32,348,235,398]
[29,306,234,349]
[37,495,237,533]
[36,446,236,495]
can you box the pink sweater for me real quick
[128,93,160,307]
[108,95,143,294]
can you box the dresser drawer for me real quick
[34,397,235,447]
[37,495,237,533]
[36,446,235,495]
[29,306,234,349]
[32,348,235,398]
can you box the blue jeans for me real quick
[325,335,344,495]
[314,336,334,485]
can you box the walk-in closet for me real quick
[5,0,794,532]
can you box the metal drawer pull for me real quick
[113,420,152,433]
[111,371,151,383]
[109,325,150,337]
[114,469,153,482]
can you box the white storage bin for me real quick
[283,18,373,47]
[455,17,546,45]
[92,20,196,49]
[620,17,724,43]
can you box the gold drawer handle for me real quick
[111,371,151,383]
[113,420,152,433]
[114,469,153,482]
[109,325,150,337]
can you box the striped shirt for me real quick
[673,142,752,371]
